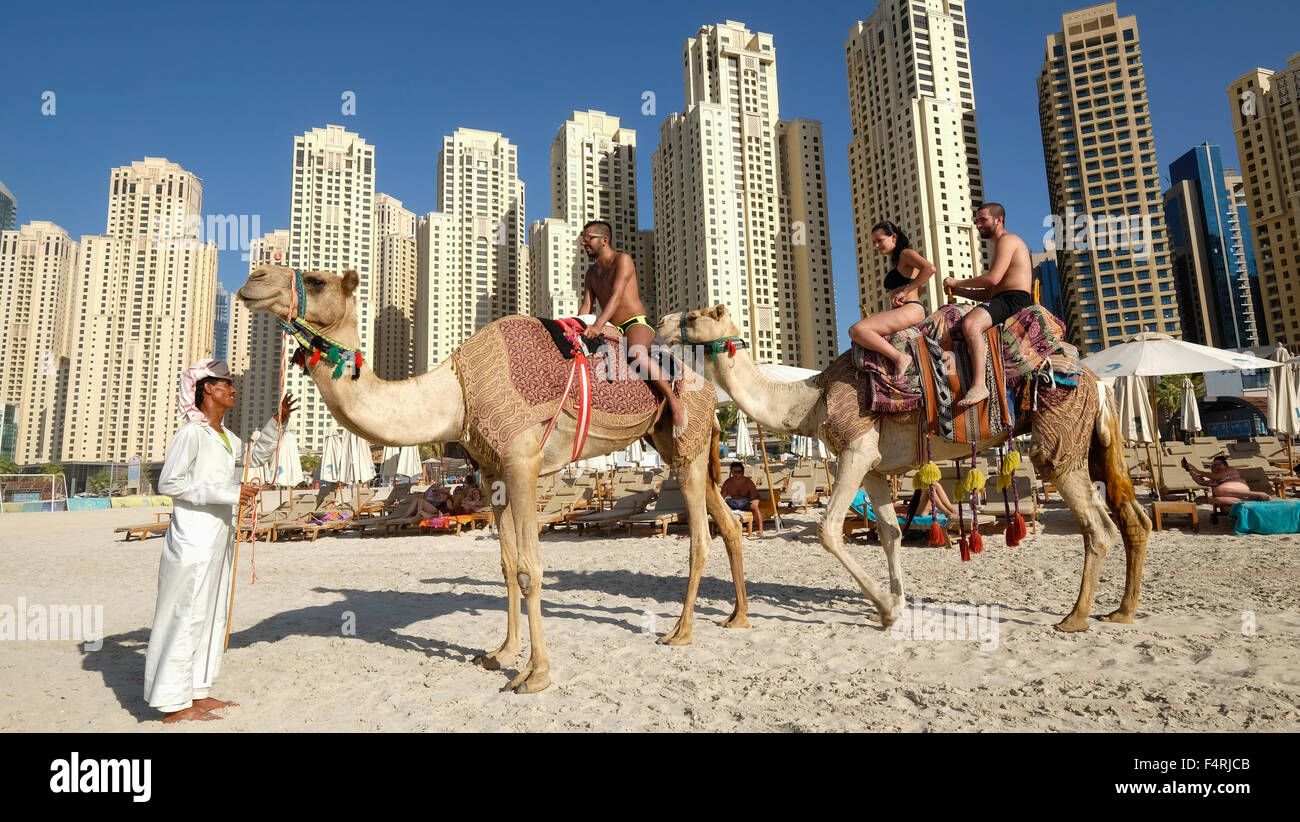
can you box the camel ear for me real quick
[341,269,359,296]
[711,304,730,320]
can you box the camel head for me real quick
[237,265,359,335]
[658,304,743,349]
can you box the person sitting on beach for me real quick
[720,462,764,537]
[847,221,937,376]
[1182,456,1272,506]
[942,202,1033,408]
[449,476,483,515]
[397,485,452,520]
[578,220,688,439]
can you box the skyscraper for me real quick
[1030,250,1065,320]
[845,0,987,319]
[61,158,219,463]
[531,110,653,321]
[1228,53,1300,349]
[1037,2,1176,354]
[213,284,231,362]
[653,21,838,368]
[285,126,375,453]
[1164,143,1260,349]
[0,221,77,465]
[374,193,418,381]
[0,181,15,232]
[231,230,290,440]
[415,128,528,372]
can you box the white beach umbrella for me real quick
[381,445,422,480]
[733,410,755,458]
[1267,348,1300,466]
[575,451,614,472]
[626,437,644,464]
[794,434,828,460]
[1177,377,1202,434]
[267,429,304,487]
[317,431,343,484]
[1081,332,1282,377]
[337,431,376,485]
[1114,375,1158,443]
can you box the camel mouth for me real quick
[236,285,280,311]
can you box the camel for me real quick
[237,266,749,693]
[663,305,1152,632]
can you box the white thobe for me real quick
[143,417,279,713]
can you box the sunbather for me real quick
[396,485,452,520]
[1182,456,1271,505]
[449,476,483,515]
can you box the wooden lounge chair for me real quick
[568,490,656,534]
[620,485,688,537]
[114,512,171,541]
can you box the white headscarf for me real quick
[177,359,232,422]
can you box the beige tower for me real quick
[777,118,839,368]
[1038,3,1176,354]
[231,230,291,440]
[653,20,837,368]
[0,221,78,465]
[374,194,418,380]
[845,0,988,319]
[1228,53,1300,348]
[415,128,527,372]
[62,158,219,463]
[285,126,375,453]
[532,110,653,321]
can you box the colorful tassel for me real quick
[969,530,984,554]
[962,468,987,495]
[1001,450,1021,473]
[332,360,345,379]
[354,352,363,367]
[914,461,941,490]
[928,518,944,546]
[309,349,322,367]
[959,534,971,562]
[327,345,341,364]
[1008,512,1026,546]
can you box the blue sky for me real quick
[4,0,1298,351]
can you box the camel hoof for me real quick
[657,631,693,646]
[1053,617,1090,633]
[514,672,551,694]
[719,613,750,629]
[1097,610,1134,624]
[474,647,516,670]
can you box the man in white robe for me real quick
[143,359,297,723]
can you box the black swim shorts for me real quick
[975,289,1033,326]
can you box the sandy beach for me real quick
[1,502,1298,732]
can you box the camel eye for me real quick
[306,277,323,288]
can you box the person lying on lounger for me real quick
[1182,456,1272,505]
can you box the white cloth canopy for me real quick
[793,434,828,460]
[1081,332,1282,377]
[1114,375,1158,443]
[1267,348,1300,437]
[337,431,376,485]
[381,445,423,479]
[1178,377,1202,434]
[575,451,614,472]
[626,438,644,464]
[733,410,756,458]
[713,363,820,404]
[253,428,302,487]
[317,431,343,484]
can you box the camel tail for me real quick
[1091,381,1151,537]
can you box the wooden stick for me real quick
[226,431,260,649]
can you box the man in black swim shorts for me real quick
[942,202,1033,408]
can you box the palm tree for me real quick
[1153,373,1205,436]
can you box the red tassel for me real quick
[959,535,971,562]
[970,530,984,554]
[1003,515,1024,546]
[309,349,322,366]
[928,519,944,546]
[354,352,363,367]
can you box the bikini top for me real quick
[883,267,912,291]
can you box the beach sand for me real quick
[1,502,1297,732]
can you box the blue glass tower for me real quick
[1166,143,1260,348]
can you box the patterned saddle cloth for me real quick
[450,316,714,471]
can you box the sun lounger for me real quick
[620,486,688,537]
[569,490,657,534]
[114,512,172,541]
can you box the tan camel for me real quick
[237,266,749,693]
[663,305,1152,632]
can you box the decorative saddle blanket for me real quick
[913,321,1011,444]
[450,316,713,471]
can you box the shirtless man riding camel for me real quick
[579,220,688,438]
[943,202,1033,408]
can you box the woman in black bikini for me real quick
[847,221,937,375]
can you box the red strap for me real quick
[539,319,595,461]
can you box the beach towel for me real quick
[1228,500,1300,535]
[850,489,948,526]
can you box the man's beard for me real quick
[978,227,993,239]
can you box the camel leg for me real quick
[1050,462,1122,632]
[705,470,749,629]
[1096,495,1150,624]
[658,456,716,645]
[499,461,550,694]
[474,478,521,670]
[816,442,900,627]
[864,471,906,602]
